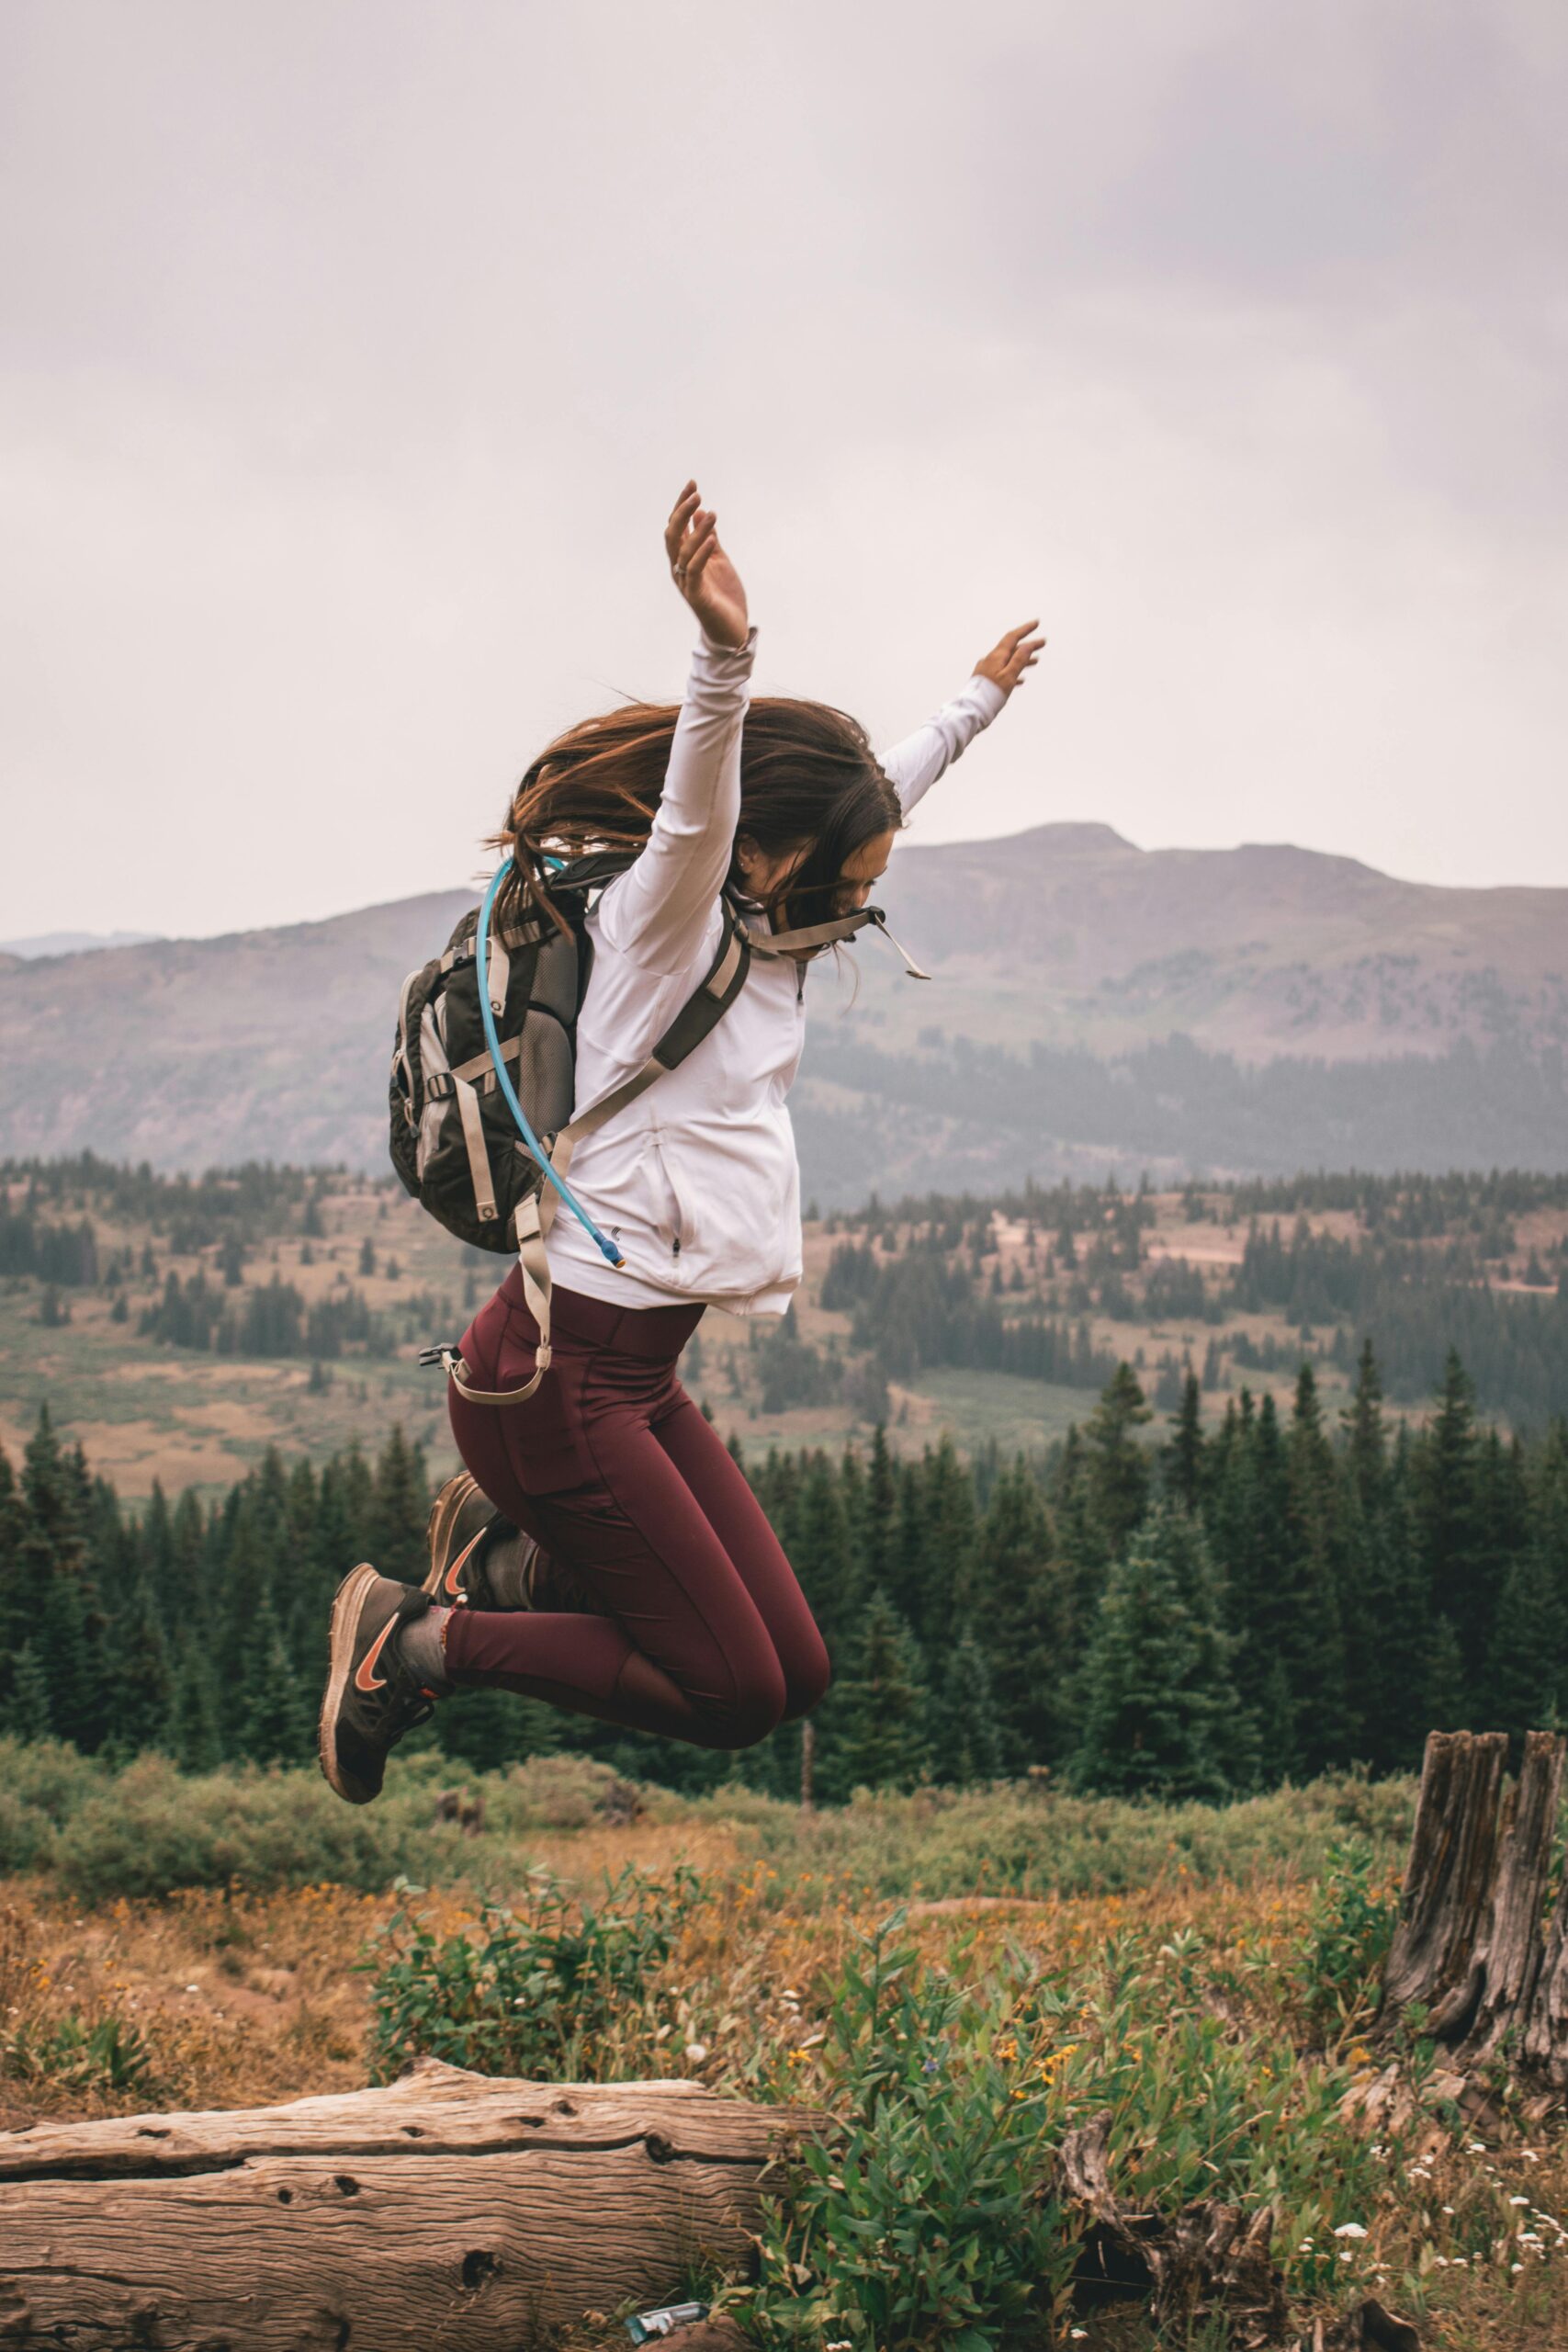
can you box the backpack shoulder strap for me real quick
[554,896,750,1162]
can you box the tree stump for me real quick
[0,2057,815,2349]
[1052,2109,1291,2348]
[1375,1728,1568,2088]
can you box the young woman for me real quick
[320,482,1042,1804]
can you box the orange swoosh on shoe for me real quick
[355,1610,401,1695]
[443,1524,488,1601]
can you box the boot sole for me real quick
[318,1561,382,1804]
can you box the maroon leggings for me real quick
[443,1270,831,1750]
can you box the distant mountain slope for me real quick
[831,823,1568,1061]
[0,890,471,1171]
[2,829,1565,1189]
[0,930,163,959]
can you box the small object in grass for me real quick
[626,2304,709,2342]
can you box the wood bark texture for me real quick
[1376,1730,1510,2040]
[1375,1729,1568,2090]
[1051,2109,1291,2349]
[0,2057,813,2350]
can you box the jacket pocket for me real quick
[647,1133,698,1279]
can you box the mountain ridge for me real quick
[3,823,1564,1187]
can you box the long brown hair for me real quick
[490,696,902,931]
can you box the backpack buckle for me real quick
[425,1070,456,1102]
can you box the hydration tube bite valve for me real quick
[476,859,626,1269]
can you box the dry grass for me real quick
[5,1807,1568,2348]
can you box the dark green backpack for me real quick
[389,851,920,1402]
[388,853,750,1257]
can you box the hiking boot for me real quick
[423,1470,496,1599]
[423,1470,601,1614]
[319,1564,446,1806]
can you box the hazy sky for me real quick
[4,0,1566,941]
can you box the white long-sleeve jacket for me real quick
[546,628,1005,1315]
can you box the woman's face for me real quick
[739,828,897,918]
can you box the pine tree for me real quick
[0,1442,31,1690]
[371,1427,430,1584]
[972,1459,1070,1769]
[10,1641,52,1743]
[1049,1425,1110,1673]
[1416,1351,1485,1707]
[105,1575,174,1757]
[1162,1374,1205,1513]
[861,1424,898,1591]
[238,1592,310,1765]
[1066,1505,1235,1802]
[784,1452,859,1653]
[1204,1389,1295,1783]
[1342,1340,1387,1516]
[934,1633,1004,1786]
[1283,1365,1354,1774]
[829,1589,932,1795]
[1424,1610,1469,1733]
[1083,1363,1153,1557]
[1484,1547,1568,1747]
[905,1436,977,1657]
[168,1642,225,1773]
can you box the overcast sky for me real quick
[4,0,1566,941]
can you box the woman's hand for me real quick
[974,620,1045,697]
[665,480,750,651]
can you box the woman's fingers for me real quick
[684,535,718,587]
[677,514,716,582]
[664,482,700,566]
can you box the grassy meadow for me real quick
[6,1161,1565,1499]
[5,1744,1568,2348]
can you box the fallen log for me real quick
[0,2056,815,2349]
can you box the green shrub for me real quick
[1287,1834,1402,2047]
[712,1768,1416,1905]
[51,1754,410,1901]
[361,1863,701,2084]
[4,2011,152,2095]
[736,1912,1075,2350]
[0,1790,53,1875]
[477,1753,671,1837]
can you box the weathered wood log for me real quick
[0,2057,816,2350]
[1519,1862,1568,2086]
[1376,1730,1512,2040]
[1452,1730,1563,2072]
[1052,2109,1291,2348]
[1375,1729,1568,2092]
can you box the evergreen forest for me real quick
[4,1337,1565,1808]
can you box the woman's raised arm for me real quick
[599,483,757,976]
[879,620,1044,818]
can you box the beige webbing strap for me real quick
[453,1078,497,1224]
[484,934,511,1015]
[747,905,931,978]
[446,1188,555,1407]
[747,910,873,956]
[450,1033,523,1088]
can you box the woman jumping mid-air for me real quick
[319,482,1043,1803]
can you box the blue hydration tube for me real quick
[475,858,625,1269]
